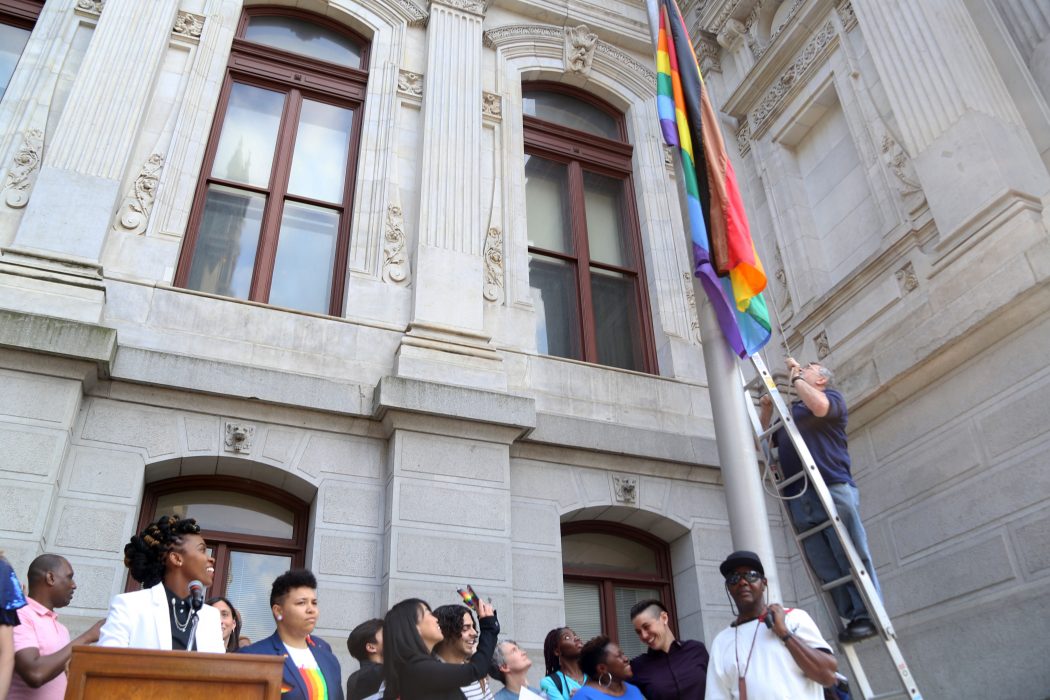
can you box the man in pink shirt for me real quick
[11,555,103,699]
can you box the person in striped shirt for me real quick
[433,604,495,700]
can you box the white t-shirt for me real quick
[705,608,832,700]
[462,678,496,700]
[284,643,319,670]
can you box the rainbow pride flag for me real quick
[654,0,770,358]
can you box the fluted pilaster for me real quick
[991,0,1050,63]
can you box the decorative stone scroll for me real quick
[836,0,857,30]
[736,119,751,157]
[750,21,837,134]
[664,145,677,177]
[482,92,502,119]
[593,42,657,85]
[482,227,504,301]
[430,0,485,16]
[565,25,598,76]
[696,34,722,74]
[483,23,561,49]
[397,70,423,99]
[172,11,205,39]
[880,129,927,220]
[895,261,918,294]
[2,129,44,209]
[75,0,103,15]
[814,330,830,359]
[772,242,792,312]
[683,272,701,342]
[383,204,409,284]
[117,153,163,234]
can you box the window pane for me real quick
[245,16,362,68]
[154,490,294,539]
[523,90,620,140]
[562,533,659,575]
[529,255,581,361]
[211,83,285,187]
[525,155,573,254]
[268,202,339,313]
[614,586,659,658]
[287,100,354,204]
[583,172,631,268]
[224,551,293,643]
[0,24,30,98]
[563,581,603,643]
[590,269,643,372]
[186,185,266,300]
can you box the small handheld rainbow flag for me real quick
[653,0,771,358]
[457,585,479,611]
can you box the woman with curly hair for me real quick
[571,636,644,699]
[97,515,225,651]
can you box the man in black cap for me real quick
[705,551,837,700]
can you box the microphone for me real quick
[188,580,205,612]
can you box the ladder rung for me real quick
[795,519,833,541]
[775,470,806,489]
[757,421,782,440]
[820,574,853,592]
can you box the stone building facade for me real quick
[0,0,1045,699]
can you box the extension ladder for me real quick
[740,353,922,700]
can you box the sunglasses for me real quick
[725,570,763,585]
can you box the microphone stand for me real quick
[186,611,200,652]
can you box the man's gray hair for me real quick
[815,364,834,386]
[492,638,518,669]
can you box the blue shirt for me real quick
[776,389,853,494]
[494,686,546,700]
[572,684,646,700]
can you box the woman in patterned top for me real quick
[240,569,343,700]
[0,553,28,698]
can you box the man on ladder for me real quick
[759,357,880,644]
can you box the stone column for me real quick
[13,0,180,262]
[991,0,1050,100]
[396,0,505,390]
[375,377,535,632]
[852,0,1050,238]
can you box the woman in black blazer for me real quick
[382,596,498,700]
[240,569,343,700]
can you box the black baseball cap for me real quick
[719,550,764,578]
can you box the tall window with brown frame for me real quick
[0,0,44,98]
[561,521,678,658]
[175,8,369,316]
[136,476,309,644]
[523,83,657,373]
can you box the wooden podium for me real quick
[65,646,285,699]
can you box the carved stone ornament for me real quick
[482,92,502,119]
[880,130,927,219]
[814,330,830,360]
[751,21,837,134]
[383,204,409,284]
[172,11,205,39]
[836,0,857,30]
[684,272,701,342]
[664,144,677,176]
[895,261,919,294]
[397,70,424,99]
[483,24,562,49]
[224,422,255,454]
[696,34,722,74]
[75,0,103,15]
[565,25,598,76]
[593,42,657,85]
[2,129,44,209]
[118,153,164,234]
[716,18,746,51]
[483,226,504,302]
[737,119,751,157]
[613,475,638,505]
[769,0,806,45]
[773,242,792,312]
[431,0,485,16]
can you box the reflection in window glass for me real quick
[186,186,266,300]
[564,582,603,643]
[529,255,581,360]
[591,269,642,371]
[525,156,573,254]
[225,551,292,642]
[0,24,30,98]
[211,83,285,188]
[155,491,295,539]
[269,202,339,313]
[523,90,620,140]
[614,586,658,658]
[583,172,630,267]
[562,532,659,574]
[287,101,354,204]
[245,16,362,67]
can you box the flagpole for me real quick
[644,0,781,602]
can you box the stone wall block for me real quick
[510,500,561,547]
[977,380,1048,458]
[397,432,506,483]
[511,600,563,645]
[394,530,508,582]
[672,566,703,619]
[668,483,728,523]
[297,434,383,480]
[576,467,612,506]
[79,400,178,459]
[395,480,506,533]
[321,480,384,530]
[1011,514,1050,576]
[0,370,80,426]
[316,533,381,581]
[64,559,122,612]
[511,550,562,594]
[639,475,670,514]
[510,460,580,508]
[311,584,378,637]
[0,423,66,479]
[0,482,53,537]
[261,428,303,466]
[67,446,145,500]
[182,415,219,453]
[52,501,132,554]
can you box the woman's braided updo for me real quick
[124,515,201,588]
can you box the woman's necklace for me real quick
[170,595,192,633]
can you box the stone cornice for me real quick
[430,0,485,17]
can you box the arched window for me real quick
[523,83,656,372]
[561,522,676,657]
[175,8,369,316]
[0,0,44,98]
[137,476,309,643]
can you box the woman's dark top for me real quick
[387,615,499,700]
[0,556,26,626]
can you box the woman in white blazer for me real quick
[98,515,225,653]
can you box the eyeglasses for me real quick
[725,570,763,585]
